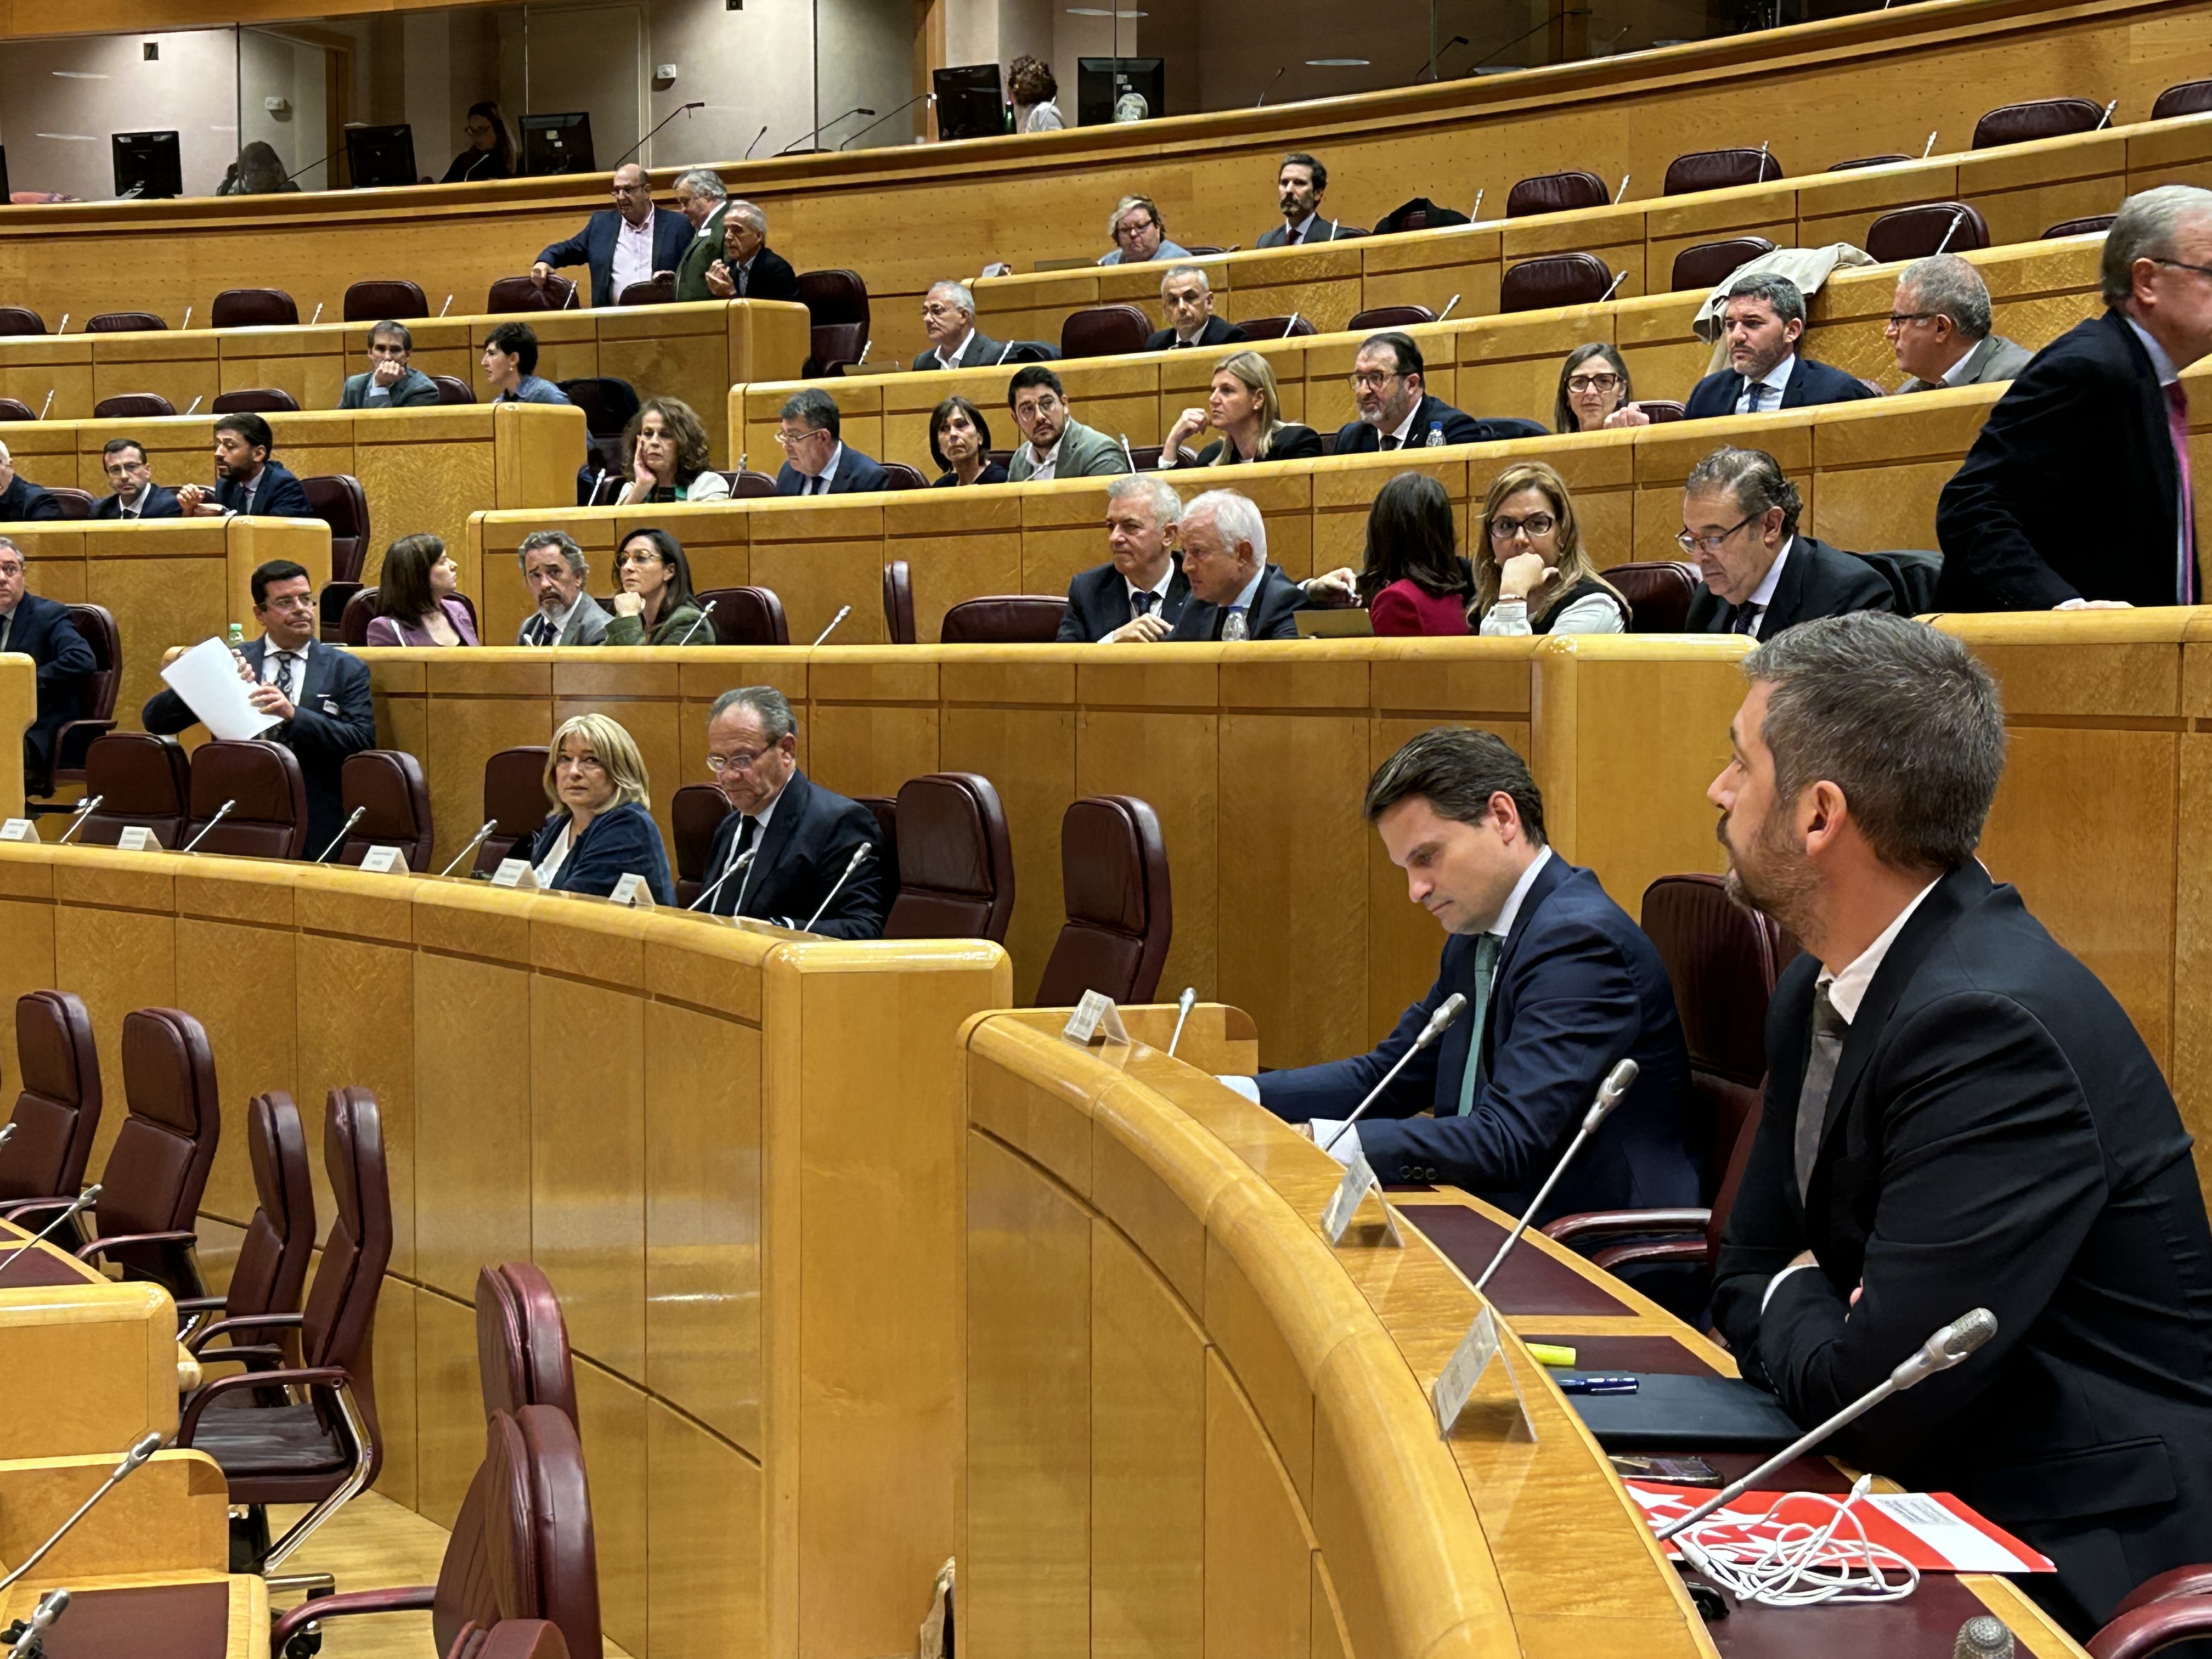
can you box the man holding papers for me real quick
[142,560,375,858]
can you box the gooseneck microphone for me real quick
[178,801,234,855]
[617,101,706,168]
[0,1124,16,1155]
[0,1434,164,1594]
[54,795,101,845]
[812,605,851,646]
[776,109,875,156]
[1255,67,1286,108]
[1319,993,1468,1154]
[687,847,755,913]
[1654,1308,2000,1542]
[742,125,770,161]
[317,806,366,863]
[842,93,935,149]
[1473,1059,1637,1291]
[673,599,718,646]
[0,1186,103,1284]
[437,820,499,878]
[802,843,872,933]
[9,1585,69,1651]
[1166,987,1198,1057]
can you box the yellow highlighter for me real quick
[1527,1343,1578,1368]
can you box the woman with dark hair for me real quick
[444,103,517,183]
[616,398,730,504]
[1471,461,1629,635]
[1008,56,1064,132]
[929,397,1007,487]
[605,527,713,645]
[1554,343,1633,433]
[1356,473,1474,637]
[365,533,479,647]
[219,142,298,196]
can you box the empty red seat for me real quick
[882,560,916,645]
[798,269,870,375]
[212,387,300,414]
[479,747,552,872]
[486,275,576,313]
[1061,303,1152,359]
[1603,561,1699,631]
[617,275,676,306]
[211,288,299,328]
[1347,304,1435,331]
[1499,253,1616,313]
[0,991,103,1206]
[1233,315,1316,341]
[48,602,120,792]
[92,393,174,419]
[0,399,33,421]
[344,279,428,322]
[338,749,435,870]
[672,783,732,906]
[881,773,1015,943]
[86,312,166,332]
[1506,170,1610,217]
[432,374,476,405]
[2153,80,2212,121]
[43,487,93,520]
[693,585,789,645]
[2044,214,2117,239]
[1669,236,1775,294]
[172,1091,314,1345]
[1032,797,1173,1007]
[185,738,308,859]
[1663,148,1783,195]
[1972,97,2108,148]
[77,732,192,847]
[1865,201,1990,263]
[940,595,1069,643]
[0,308,45,336]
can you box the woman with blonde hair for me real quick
[1161,351,1324,468]
[521,712,674,903]
[616,397,730,505]
[1471,461,1629,636]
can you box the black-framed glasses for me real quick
[1489,512,1557,540]
[1676,512,1761,557]
[1565,373,1622,394]
[2152,257,2212,281]
[1348,370,1402,392]
[1884,311,1942,329]
[1116,217,1158,239]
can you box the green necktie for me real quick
[1455,933,1504,1116]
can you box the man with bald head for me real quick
[0,441,60,522]
[532,162,691,307]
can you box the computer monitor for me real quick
[345,123,417,189]
[933,64,1007,142]
[519,112,595,177]
[112,131,183,200]
[1077,58,1164,127]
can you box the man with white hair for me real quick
[704,200,799,302]
[0,441,60,521]
[910,281,1005,371]
[1938,184,2212,610]
[1888,253,2032,392]
[1059,475,1194,642]
[672,168,731,303]
[1145,267,1246,352]
[1166,489,1306,640]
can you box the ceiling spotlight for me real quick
[1305,57,1371,66]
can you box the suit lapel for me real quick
[748,771,812,906]
[1477,854,1570,1075]
[1765,537,1813,636]
[2107,312,2179,520]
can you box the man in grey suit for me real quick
[1256,153,1355,248]
[1889,253,2033,393]
[1006,365,1133,482]
[338,321,441,410]
[910,281,1006,371]
[515,531,611,646]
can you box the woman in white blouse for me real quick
[1471,461,1630,637]
[614,398,731,506]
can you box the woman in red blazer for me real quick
[1357,472,1474,636]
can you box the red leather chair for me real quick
[1060,304,1152,359]
[1637,399,1686,423]
[1973,96,2108,148]
[1604,561,1698,632]
[76,732,193,847]
[213,388,300,414]
[303,474,370,585]
[86,312,167,332]
[798,269,871,375]
[479,747,551,872]
[186,739,309,860]
[1663,148,1784,194]
[882,773,1015,943]
[1865,202,1990,263]
[344,280,428,322]
[47,603,120,792]
[432,375,476,405]
[2089,1567,2212,1656]
[179,1086,390,1573]
[1499,253,1616,314]
[1542,874,1791,1278]
[212,289,300,328]
[1506,170,1610,217]
[450,1622,572,1659]
[1032,797,1172,1006]
[0,307,46,336]
[0,399,34,421]
[2045,214,2117,239]
[338,751,435,870]
[486,275,576,313]
[0,991,102,1207]
[173,1091,314,1350]
[616,275,676,307]
[940,595,1069,643]
[731,470,777,499]
[43,487,94,521]
[93,393,176,419]
[1232,315,1316,341]
[855,795,899,882]
[2153,80,2212,120]
[695,585,789,645]
[672,783,732,907]
[882,560,916,645]
[1669,236,1775,294]
[1347,304,1435,331]
[879,461,929,490]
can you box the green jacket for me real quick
[1007,417,1134,483]
[604,600,715,646]
[675,202,730,303]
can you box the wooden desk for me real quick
[0,1222,183,1460]
[0,1451,232,1582]
[0,653,28,820]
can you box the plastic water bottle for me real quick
[225,622,245,648]
[1426,420,1445,448]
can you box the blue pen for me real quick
[1559,1374,1639,1395]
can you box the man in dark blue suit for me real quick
[1329,331,1522,454]
[0,537,96,792]
[694,686,887,938]
[531,163,692,308]
[89,438,181,520]
[0,442,61,522]
[774,388,890,497]
[1248,727,1697,1222]
[1058,475,1193,642]
[1678,274,1880,422]
[175,414,311,518]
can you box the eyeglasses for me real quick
[706,749,775,774]
[616,549,669,567]
[1348,371,1402,392]
[1015,394,1063,416]
[1115,218,1157,239]
[921,303,964,318]
[2151,257,2212,281]
[1675,512,1762,556]
[1565,373,1622,394]
[1489,512,1557,540]
[1884,311,1941,329]
[775,427,829,448]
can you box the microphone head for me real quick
[77,1183,101,1206]
[124,1430,163,1467]
[1953,1615,2014,1658]
[1177,986,1197,1014]
[1418,992,1470,1046]
[1939,1307,1999,1363]
[1584,1058,1639,1130]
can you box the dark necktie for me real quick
[724,815,761,912]
[1455,934,1504,1115]
[1285,224,1302,246]
[1742,377,1767,415]
[529,613,556,647]
[1730,602,1764,637]
[1793,983,1848,1200]
[1132,590,1156,618]
[270,650,296,700]
[1381,435,1401,452]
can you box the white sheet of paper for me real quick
[158,637,281,741]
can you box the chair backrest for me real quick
[44,487,94,520]
[187,738,308,859]
[882,773,1015,943]
[552,377,638,438]
[0,991,102,1203]
[808,321,868,376]
[301,474,370,584]
[297,1087,392,1481]
[86,312,167,333]
[1669,236,1776,294]
[344,280,428,322]
[940,595,1069,644]
[1231,315,1316,342]
[882,560,916,645]
[481,747,552,871]
[1506,170,1609,217]
[799,269,871,375]
[78,732,192,846]
[449,1622,572,1659]
[212,388,300,414]
[1032,797,1172,1007]
[731,470,777,499]
[482,1406,601,1657]
[1499,253,1614,314]
[2153,79,2212,120]
[477,1261,577,1423]
[1346,304,1435,331]
[1827,153,1911,171]
[854,795,899,882]
[340,749,436,870]
[432,375,476,405]
[0,307,46,336]
[1864,201,1990,264]
[0,399,34,422]
[338,587,382,647]
[211,288,300,329]
[694,585,789,645]
[226,1092,317,1333]
[871,461,924,492]
[1663,148,1784,195]
[670,783,731,903]
[2044,214,2117,239]
[92,393,175,419]
[95,1008,221,1289]
[1855,548,1944,613]
[1638,399,1687,423]
[616,275,675,307]
[1060,303,1153,359]
[487,275,575,314]
[1605,561,1698,633]
[1973,96,2106,148]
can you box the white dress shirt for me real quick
[726,782,787,911]
[1734,538,1796,639]
[259,641,308,690]
[116,488,151,519]
[1737,354,1798,415]
[934,329,976,370]
[1024,435,1065,482]
[2124,315,2191,591]
[799,443,846,497]
[524,595,584,646]
[1103,566,1176,641]
[610,212,656,302]
[533,820,574,887]
[1382,402,1423,449]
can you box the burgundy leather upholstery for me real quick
[433,375,476,405]
[211,289,300,328]
[2045,214,2117,239]
[1864,201,1990,263]
[882,560,916,645]
[879,461,929,491]
[2090,1596,2212,1658]
[1499,253,1614,314]
[1033,796,1172,1007]
[487,275,576,313]
[798,269,871,375]
[77,732,192,847]
[1972,97,2107,148]
[86,312,167,332]
[302,473,370,585]
[1638,399,1686,423]
[2153,80,2212,120]
[1347,304,1435,330]
[1604,561,1696,633]
[479,747,552,871]
[1061,303,1152,359]
[339,750,435,870]
[616,275,675,306]
[672,783,732,905]
[344,280,428,322]
[940,595,1069,643]
[731,470,777,499]
[0,307,45,336]
[1669,236,1776,294]
[695,585,789,645]
[1506,170,1610,217]
[92,1008,221,1293]
[190,1092,314,1354]
[187,738,309,860]
[1662,148,1784,195]
[855,795,899,880]
[450,1621,573,1659]
[882,773,1015,943]
[51,603,120,785]
[0,399,33,421]
[0,991,102,1203]
[212,387,300,414]
[93,393,176,419]
[44,487,94,520]
[1232,315,1316,341]
[1827,153,1911,171]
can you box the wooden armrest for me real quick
[178,1365,347,1442]
[1542,1208,1710,1248]
[269,1583,436,1650]
[185,1310,303,1355]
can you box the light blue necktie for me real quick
[1455,933,1504,1115]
